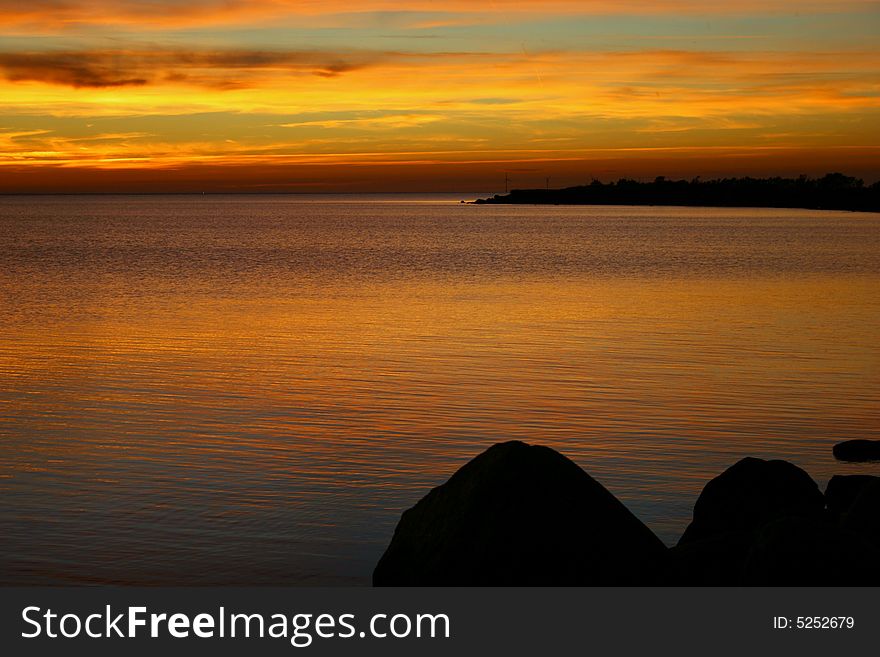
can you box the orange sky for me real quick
[0,0,878,192]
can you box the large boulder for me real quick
[373,441,666,586]
[667,457,824,584]
[679,457,824,545]
[825,475,880,518]
[833,439,880,462]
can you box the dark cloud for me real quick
[313,62,365,78]
[0,53,149,88]
[0,50,375,88]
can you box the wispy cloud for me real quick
[278,112,442,129]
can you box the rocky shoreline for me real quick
[374,441,880,586]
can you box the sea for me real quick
[1,194,878,584]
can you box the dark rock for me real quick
[664,465,880,585]
[833,439,880,462]
[742,517,880,585]
[825,475,880,518]
[658,533,752,585]
[842,480,880,547]
[679,457,824,545]
[373,440,666,586]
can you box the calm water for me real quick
[1,195,879,585]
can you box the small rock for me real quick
[833,439,880,462]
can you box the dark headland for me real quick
[472,173,880,212]
[374,441,880,586]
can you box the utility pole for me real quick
[545,177,551,190]
[504,173,510,194]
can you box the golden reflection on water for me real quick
[1,198,879,584]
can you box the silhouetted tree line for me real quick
[474,173,879,212]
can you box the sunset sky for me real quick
[0,0,878,192]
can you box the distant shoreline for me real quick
[472,173,880,213]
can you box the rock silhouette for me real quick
[832,439,880,462]
[374,445,880,586]
[662,458,825,584]
[678,457,824,545]
[373,440,665,586]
